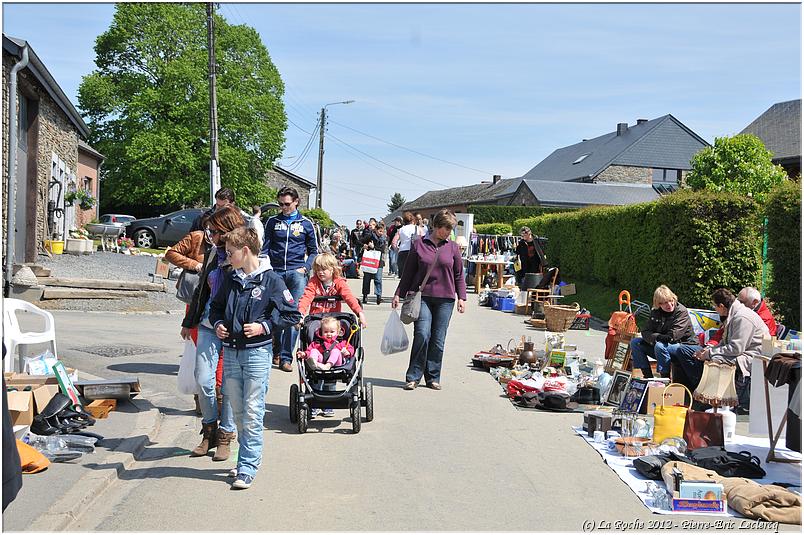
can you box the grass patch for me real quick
[568,279,650,327]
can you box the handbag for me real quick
[175,269,201,304]
[399,244,442,325]
[652,382,692,444]
[633,452,690,480]
[683,410,725,451]
[360,250,382,274]
[686,446,766,479]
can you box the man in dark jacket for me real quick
[629,285,700,379]
[260,186,318,372]
[349,220,365,261]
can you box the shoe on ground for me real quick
[280,361,293,372]
[404,381,417,390]
[376,296,382,305]
[231,473,254,490]
[322,408,335,417]
[427,382,442,390]
[228,468,238,478]
[272,356,280,366]
[735,406,750,415]
[311,408,322,418]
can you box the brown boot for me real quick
[189,422,218,457]
[212,429,235,461]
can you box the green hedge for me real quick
[468,205,574,231]
[766,181,801,327]
[514,191,763,309]
[475,222,512,235]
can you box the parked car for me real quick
[99,214,136,227]
[126,208,205,249]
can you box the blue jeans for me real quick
[406,297,455,384]
[629,337,699,376]
[274,269,307,364]
[224,344,272,478]
[362,268,383,297]
[195,325,235,432]
[388,248,399,275]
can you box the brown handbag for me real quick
[683,410,724,451]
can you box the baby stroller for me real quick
[289,296,374,434]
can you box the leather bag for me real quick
[686,446,766,479]
[652,382,692,444]
[175,269,200,304]
[399,244,441,325]
[683,410,725,451]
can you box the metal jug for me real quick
[519,341,537,365]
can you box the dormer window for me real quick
[573,153,590,164]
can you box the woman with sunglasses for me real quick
[180,205,245,461]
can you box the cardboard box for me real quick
[640,384,686,415]
[7,390,34,425]
[671,492,726,513]
[5,368,78,385]
[559,283,577,296]
[680,481,723,501]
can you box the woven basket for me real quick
[544,302,581,332]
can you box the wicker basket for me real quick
[544,302,581,332]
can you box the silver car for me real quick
[99,214,136,227]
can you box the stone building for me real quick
[2,35,102,264]
[264,165,316,209]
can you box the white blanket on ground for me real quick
[572,427,802,517]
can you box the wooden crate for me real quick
[86,399,117,419]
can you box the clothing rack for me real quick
[470,233,518,256]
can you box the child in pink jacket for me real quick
[299,316,354,370]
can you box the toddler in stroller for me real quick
[298,316,354,371]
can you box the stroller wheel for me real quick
[350,402,361,434]
[289,384,299,423]
[298,404,308,434]
[365,382,374,422]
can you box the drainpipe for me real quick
[5,44,30,295]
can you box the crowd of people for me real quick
[165,188,466,490]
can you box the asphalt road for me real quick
[14,279,798,532]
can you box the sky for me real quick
[2,2,801,224]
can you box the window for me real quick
[83,176,92,193]
[573,153,590,164]
[652,168,679,184]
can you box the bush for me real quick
[301,208,334,228]
[475,222,512,235]
[766,181,801,327]
[469,205,573,230]
[515,191,763,309]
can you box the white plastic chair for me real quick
[2,298,58,373]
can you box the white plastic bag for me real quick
[380,310,410,355]
[177,339,198,395]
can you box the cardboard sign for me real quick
[640,384,687,415]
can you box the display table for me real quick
[465,259,511,293]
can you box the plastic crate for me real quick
[499,297,516,312]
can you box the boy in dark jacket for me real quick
[210,227,302,490]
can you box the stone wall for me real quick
[595,164,652,185]
[2,55,79,261]
[264,169,313,209]
[508,187,539,206]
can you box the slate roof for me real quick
[517,180,660,207]
[3,35,89,138]
[518,115,708,183]
[78,139,105,160]
[399,178,516,211]
[740,99,801,161]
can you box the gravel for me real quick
[35,251,185,313]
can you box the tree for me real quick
[686,134,788,203]
[301,208,335,228]
[78,3,286,212]
[387,192,406,213]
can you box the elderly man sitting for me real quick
[673,288,769,404]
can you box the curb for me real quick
[27,398,163,531]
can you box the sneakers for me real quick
[322,408,335,417]
[404,381,418,390]
[311,408,322,418]
[426,382,442,390]
[231,473,254,490]
[228,468,238,478]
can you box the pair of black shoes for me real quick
[362,295,382,305]
[30,393,96,436]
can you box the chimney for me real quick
[616,123,628,136]
[492,174,501,185]
[637,118,648,125]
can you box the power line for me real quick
[324,134,414,184]
[329,119,494,177]
[285,118,320,172]
[325,131,450,188]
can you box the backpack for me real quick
[685,447,766,479]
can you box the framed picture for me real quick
[605,370,632,407]
[606,334,634,373]
[618,378,649,412]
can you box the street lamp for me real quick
[316,100,354,209]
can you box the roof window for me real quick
[573,153,590,164]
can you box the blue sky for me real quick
[3,2,801,223]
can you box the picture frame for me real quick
[605,370,632,407]
[606,333,634,373]
[618,377,649,412]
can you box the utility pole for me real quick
[207,2,220,205]
[315,100,354,209]
[316,107,326,209]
